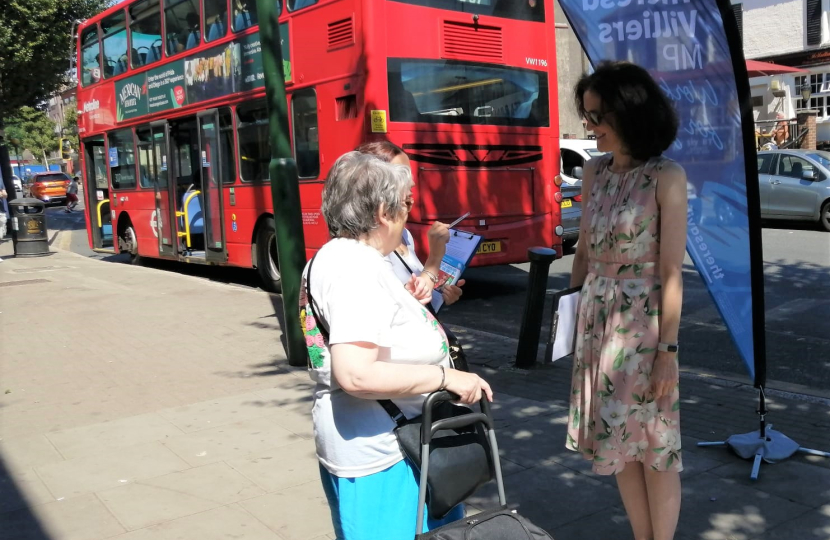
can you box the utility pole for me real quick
[255,0,308,367]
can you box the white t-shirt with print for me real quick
[301,237,451,478]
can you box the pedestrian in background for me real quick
[0,184,8,262]
[300,151,492,539]
[567,61,687,540]
[355,141,465,309]
[65,175,80,213]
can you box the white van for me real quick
[559,139,604,185]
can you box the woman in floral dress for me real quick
[567,62,688,540]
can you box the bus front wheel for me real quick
[256,217,282,294]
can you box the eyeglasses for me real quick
[581,109,608,127]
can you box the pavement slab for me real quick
[97,462,265,531]
[1,246,829,540]
[103,504,283,540]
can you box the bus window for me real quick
[390,0,544,23]
[108,129,138,190]
[80,26,101,86]
[101,10,128,78]
[165,0,201,55]
[232,0,269,31]
[130,0,163,68]
[288,0,317,12]
[236,101,269,182]
[203,0,227,42]
[291,89,319,178]
[137,127,155,188]
[388,59,549,127]
[219,109,236,183]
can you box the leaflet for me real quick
[431,229,483,312]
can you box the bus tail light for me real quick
[554,174,563,187]
[553,192,562,203]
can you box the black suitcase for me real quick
[414,392,554,540]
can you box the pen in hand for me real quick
[447,212,470,229]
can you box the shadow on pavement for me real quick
[0,454,53,540]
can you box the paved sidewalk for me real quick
[1,243,828,540]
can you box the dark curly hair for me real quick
[575,61,678,161]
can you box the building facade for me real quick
[738,0,830,145]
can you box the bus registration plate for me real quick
[561,199,573,208]
[476,241,501,254]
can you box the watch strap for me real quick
[658,342,679,353]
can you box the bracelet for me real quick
[437,365,446,391]
[423,270,439,285]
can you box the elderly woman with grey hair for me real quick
[300,152,492,540]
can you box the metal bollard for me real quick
[515,247,557,368]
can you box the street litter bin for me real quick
[9,198,50,257]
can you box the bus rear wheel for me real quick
[119,223,141,265]
[256,217,282,293]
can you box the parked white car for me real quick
[559,138,604,185]
[11,175,23,197]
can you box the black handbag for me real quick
[418,506,554,540]
[393,251,469,372]
[304,255,492,520]
[377,395,494,520]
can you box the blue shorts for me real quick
[319,459,464,540]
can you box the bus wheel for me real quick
[256,217,282,293]
[120,224,141,265]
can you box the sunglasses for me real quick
[581,109,609,126]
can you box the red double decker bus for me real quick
[76,0,565,292]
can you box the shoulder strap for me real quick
[307,252,408,426]
[393,251,439,318]
[304,254,330,342]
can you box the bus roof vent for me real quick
[442,20,503,63]
[328,17,355,51]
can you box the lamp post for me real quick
[801,84,812,107]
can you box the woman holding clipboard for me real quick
[356,141,465,309]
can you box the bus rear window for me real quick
[388,59,549,127]
[390,0,544,23]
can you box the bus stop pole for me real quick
[256,0,308,367]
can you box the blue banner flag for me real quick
[558,0,766,384]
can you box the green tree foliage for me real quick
[0,0,109,124]
[6,107,60,165]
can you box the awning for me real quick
[746,60,809,77]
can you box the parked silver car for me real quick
[758,150,830,231]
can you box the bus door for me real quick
[196,109,227,264]
[150,121,176,258]
[82,136,113,250]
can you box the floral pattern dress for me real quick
[566,154,682,475]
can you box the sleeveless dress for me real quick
[566,154,683,475]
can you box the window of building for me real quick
[795,74,830,118]
[292,89,320,178]
[108,129,137,190]
[204,0,227,42]
[81,26,101,86]
[130,0,163,68]
[102,10,129,78]
[236,101,270,182]
[165,0,201,56]
[219,109,236,183]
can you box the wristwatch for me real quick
[658,342,679,353]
